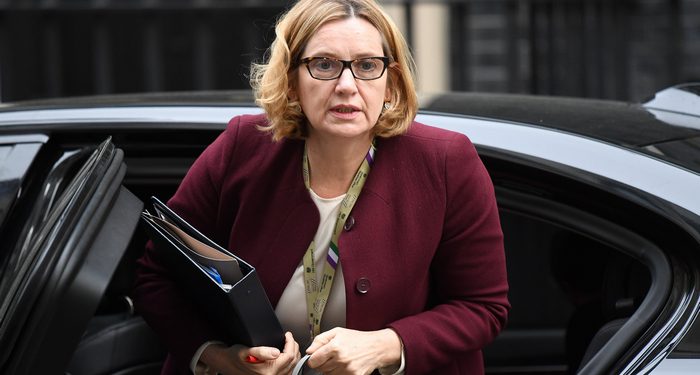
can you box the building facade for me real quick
[0,0,697,102]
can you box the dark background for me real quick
[1,0,698,103]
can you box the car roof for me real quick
[0,90,256,110]
[421,90,700,148]
[4,86,699,144]
[1,87,699,175]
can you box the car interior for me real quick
[479,153,673,375]
[482,191,655,374]
[6,128,673,375]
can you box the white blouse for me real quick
[275,189,347,349]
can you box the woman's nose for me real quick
[335,68,358,93]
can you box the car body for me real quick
[0,84,699,374]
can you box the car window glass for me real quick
[485,209,650,374]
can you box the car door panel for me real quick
[0,138,143,374]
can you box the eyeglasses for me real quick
[299,56,390,81]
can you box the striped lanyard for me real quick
[301,140,376,339]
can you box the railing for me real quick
[0,0,697,102]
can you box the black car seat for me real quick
[549,232,608,373]
[576,254,651,372]
[67,230,166,375]
[67,307,165,375]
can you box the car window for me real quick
[485,207,651,374]
[0,142,44,232]
[476,148,675,374]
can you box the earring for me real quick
[383,102,391,111]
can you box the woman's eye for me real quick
[357,60,377,71]
[315,60,334,71]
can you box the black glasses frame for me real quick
[299,56,390,81]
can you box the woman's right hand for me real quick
[199,332,300,375]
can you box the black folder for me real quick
[140,196,285,350]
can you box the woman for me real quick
[132,0,510,374]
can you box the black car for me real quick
[1,84,699,375]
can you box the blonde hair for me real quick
[250,0,418,141]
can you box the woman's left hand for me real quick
[304,327,402,375]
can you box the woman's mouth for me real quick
[331,105,361,119]
[332,105,359,113]
[335,107,355,113]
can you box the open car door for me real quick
[0,136,142,374]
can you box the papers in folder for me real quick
[140,197,285,350]
[142,212,244,290]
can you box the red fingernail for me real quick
[245,355,263,363]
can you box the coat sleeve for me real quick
[130,116,242,367]
[387,133,510,374]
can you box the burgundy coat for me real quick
[132,114,510,374]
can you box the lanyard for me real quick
[301,140,376,339]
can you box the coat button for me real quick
[343,215,355,231]
[356,277,371,294]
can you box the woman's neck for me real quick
[305,135,373,198]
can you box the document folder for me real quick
[140,196,285,350]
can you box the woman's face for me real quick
[294,17,390,143]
